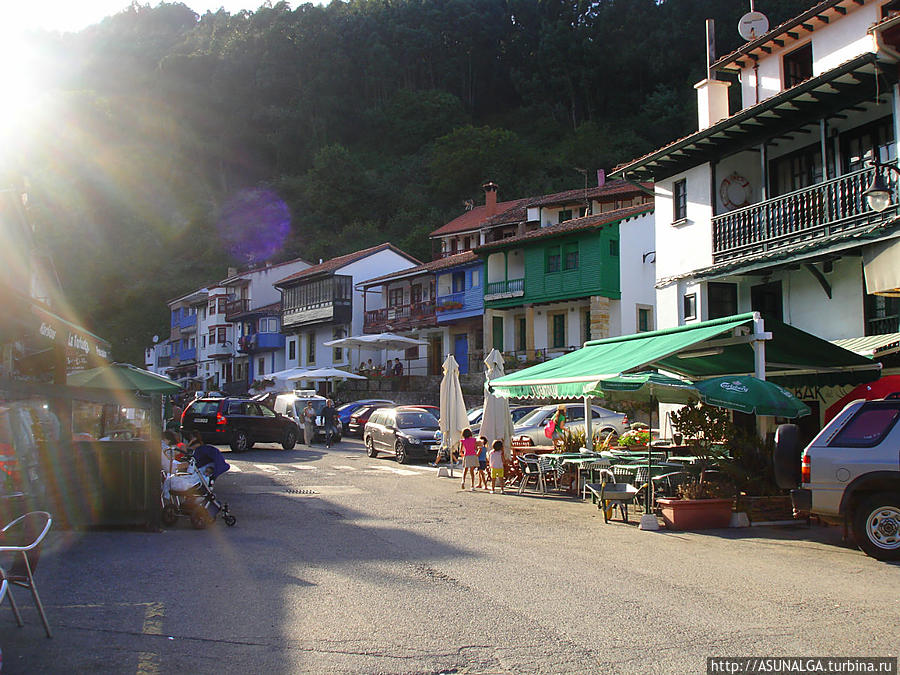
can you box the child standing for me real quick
[460,428,479,491]
[476,436,488,489]
[489,439,505,494]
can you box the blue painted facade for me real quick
[253,332,286,351]
[179,313,196,329]
[435,261,483,323]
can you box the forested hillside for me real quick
[10,0,811,362]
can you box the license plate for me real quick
[193,417,207,424]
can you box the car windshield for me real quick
[190,401,219,415]
[466,407,483,423]
[396,411,438,429]
[293,400,326,417]
[336,402,355,412]
[516,407,550,427]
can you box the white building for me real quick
[610,0,900,428]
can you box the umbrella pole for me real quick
[647,394,654,515]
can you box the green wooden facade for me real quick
[481,226,621,309]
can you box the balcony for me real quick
[484,278,524,301]
[241,332,285,352]
[364,301,436,333]
[712,166,898,265]
[436,290,465,308]
[224,299,251,321]
[179,313,196,330]
[282,275,353,329]
[179,347,197,362]
[207,342,233,358]
[157,356,170,367]
[867,314,899,336]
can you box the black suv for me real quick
[181,397,301,452]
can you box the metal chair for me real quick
[0,511,53,637]
[516,455,543,494]
[538,457,565,493]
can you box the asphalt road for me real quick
[2,438,898,674]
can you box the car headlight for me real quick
[399,433,420,444]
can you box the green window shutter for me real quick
[609,239,619,257]
[545,246,561,273]
[552,314,565,348]
[492,316,504,351]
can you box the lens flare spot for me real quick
[217,189,290,263]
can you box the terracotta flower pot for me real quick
[657,497,733,530]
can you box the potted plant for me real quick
[656,403,734,530]
[721,429,793,523]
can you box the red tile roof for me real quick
[361,250,479,286]
[475,204,653,253]
[524,180,652,208]
[430,198,529,237]
[275,243,420,286]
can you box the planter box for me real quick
[739,495,793,523]
[657,497,733,530]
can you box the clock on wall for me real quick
[720,172,751,210]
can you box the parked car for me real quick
[181,397,301,452]
[347,404,385,437]
[337,399,395,426]
[512,403,628,448]
[774,398,900,561]
[469,404,541,435]
[363,407,442,464]
[399,404,439,418]
[273,391,343,444]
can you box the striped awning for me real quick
[832,334,900,358]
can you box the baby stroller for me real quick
[161,447,236,529]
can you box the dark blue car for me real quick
[337,399,395,426]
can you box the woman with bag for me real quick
[545,404,567,449]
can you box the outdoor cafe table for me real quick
[540,452,604,495]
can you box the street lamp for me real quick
[863,157,900,212]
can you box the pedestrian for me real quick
[322,398,337,448]
[489,439,505,494]
[303,401,316,446]
[392,358,403,377]
[460,428,479,491]
[476,435,488,489]
[165,404,183,432]
[550,404,567,450]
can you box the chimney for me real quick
[482,181,499,216]
[694,18,730,131]
[597,169,606,187]
[227,266,237,277]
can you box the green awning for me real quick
[489,313,880,399]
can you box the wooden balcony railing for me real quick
[364,301,436,331]
[712,166,897,264]
[485,278,524,298]
[224,299,251,320]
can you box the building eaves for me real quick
[429,198,530,238]
[474,205,653,254]
[275,243,420,287]
[610,53,892,182]
[360,251,479,287]
[524,180,653,208]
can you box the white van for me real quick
[273,390,342,444]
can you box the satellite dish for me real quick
[152,335,159,344]
[738,11,769,41]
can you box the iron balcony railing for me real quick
[364,301,436,331]
[485,278,524,297]
[711,165,898,264]
[867,314,900,336]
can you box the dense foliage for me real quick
[9,0,811,362]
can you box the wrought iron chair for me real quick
[537,457,564,493]
[516,455,543,494]
[0,511,53,638]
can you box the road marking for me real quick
[227,464,242,472]
[136,602,164,675]
[290,464,317,471]
[331,464,357,471]
[253,464,280,472]
[367,465,421,476]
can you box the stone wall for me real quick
[337,374,485,408]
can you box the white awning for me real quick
[863,237,900,296]
[832,334,900,358]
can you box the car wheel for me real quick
[852,492,900,561]
[395,440,409,464]
[230,430,250,453]
[366,436,378,458]
[282,429,297,451]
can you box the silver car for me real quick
[512,403,627,448]
[364,407,442,464]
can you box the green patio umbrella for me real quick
[694,375,810,418]
[67,363,183,394]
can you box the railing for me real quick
[179,347,197,362]
[485,278,524,298]
[435,248,474,259]
[364,301,436,331]
[435,291,466,311]
[237,336,252,353]
[224,299,251,320]
[500,346,580,369]
[867,314,900,335]
[156,356,170,367]
[207,342,233,358]
[179,313,196,329]
[712,166,897,264]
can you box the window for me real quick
[683,294,697,321]
[842,116,896,174]
[751,281,783,322]
[609,239,619,257]
[637,306,653,332]
[306,332,316,364]
[201,335,206,348]
[583,310,591,343]
[258,358,265,376]
[217,327,226,343]
[410,284,422,305]
[452,272,465,293]
[259,317,278,333]
[471,268,480,288]
[771,144,823,197]
[830,403,900,448]
[208,301,216,315]
[259,405,275,418]
[171,309,180,325]
[209,329,216,344]
[218,297,227,313]
[545,247,561,273]
[865,293,900,336]
[564,242,579,270]
[558,209,573,223]
[388,287,404,307]
[332,327,345,362]
[288,340,296,361]
[463,236,471,250]
[551,313,565,349]
[673,179,687,221]
[708,282,738,320]
[783,42,812,89]
[492,316,504,351]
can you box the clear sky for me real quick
[11,1,292,34]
